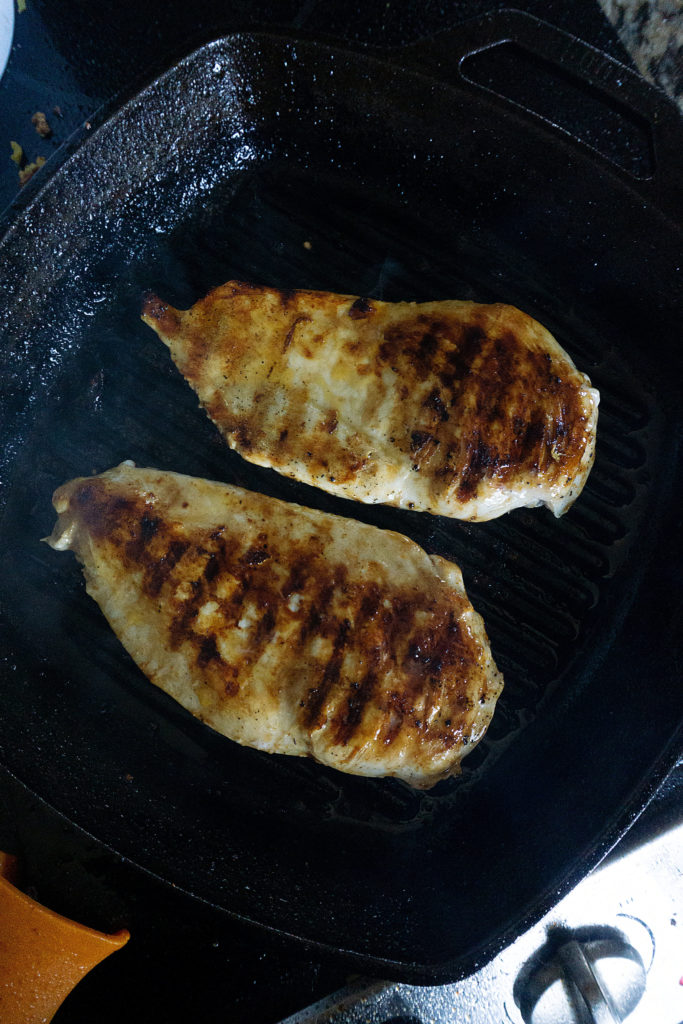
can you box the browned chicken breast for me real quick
[46,463,503,787]
[142,282,599,521]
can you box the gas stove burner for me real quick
[281,815,683,1024]
[514,924,648,1023]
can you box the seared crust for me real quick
[47,463,503,787]
[142,282,599,521]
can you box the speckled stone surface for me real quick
[598,0,683,110]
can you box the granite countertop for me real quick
[598,0,683,111]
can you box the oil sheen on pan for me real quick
[142,282,599,522]
[46,463,504,788]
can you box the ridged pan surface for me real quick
[0,29,681,981]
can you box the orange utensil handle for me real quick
[0,851,129,1024]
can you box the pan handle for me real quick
[397,8,682,223]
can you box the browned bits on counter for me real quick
[31,111,52,138]
[18,156,46,186]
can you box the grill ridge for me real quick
[0,165,664,828]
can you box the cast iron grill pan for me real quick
[0,15,681,981]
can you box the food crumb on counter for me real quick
[31,111,52,138]
[9,140,47,185]
[18,156,46,185]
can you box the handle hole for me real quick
[461,41,655,179]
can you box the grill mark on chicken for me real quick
[48,465,504,786]
[322,411,338,434]
[146,538,191,597]
[421,387,450,424]
[197,634,221,668]
[332,662,380,747]
[283,315,311,352]
[303,617,351,730]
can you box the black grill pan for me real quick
[0,10,681,982]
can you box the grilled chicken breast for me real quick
[142,282,599,521]
[47,463,503,787]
